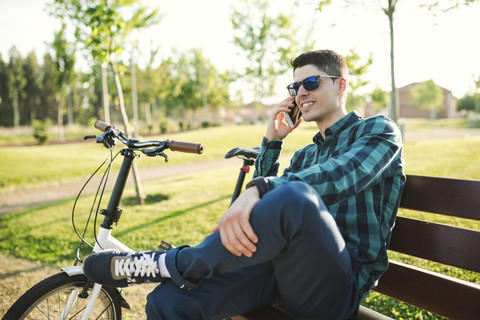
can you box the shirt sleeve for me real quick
[264,117,403,206]
[253,137,283,178]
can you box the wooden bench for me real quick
[232,174,480,320]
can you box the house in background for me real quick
[398,82,459,119]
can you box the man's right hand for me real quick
[265,97,302,142]
[212,187,260,257]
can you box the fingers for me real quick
[273,97,296,117]
[266,97,299,141]
[218,215,258,257]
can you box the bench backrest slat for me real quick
[400,175,480,220]
[375,261,480,319]
[388,216,480,273]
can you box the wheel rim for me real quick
[20,281,117,320]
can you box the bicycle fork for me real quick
[61,226,134,319]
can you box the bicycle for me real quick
[3,120,259,320]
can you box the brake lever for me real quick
[158,152,169,162]
[141,148,169,162]
[95,131,116,148]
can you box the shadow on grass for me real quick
[115,195,230,237]
[121,193,170,206]
[0,262,59,280]
[1,198,74,219]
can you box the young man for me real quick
[84,49,405,319]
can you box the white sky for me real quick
[1,0,479,103]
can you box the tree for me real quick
[41,53,59,123]
[7,47,26,129]
[232,0,310,110]
[344,49,373,112]
[51,24,76,141]
[50,0,160,204]
[0,54,11,126]
[49,0,160,134]
[23,52,43,123]
[370,86,390,112]
[408,80,443,119]
[456,75,480,119]
[457,94,479,114]
[422,0,479,11]
[316,0,480,123]
[316,0,399,122]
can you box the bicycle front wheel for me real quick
[3,272,122,320]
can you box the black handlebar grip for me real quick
[169,141,204,154]
[94,120,111,132]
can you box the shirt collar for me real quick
[313,111,362,145]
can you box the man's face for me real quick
[293,64,344,126]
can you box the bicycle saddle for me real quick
[224,146,261,160]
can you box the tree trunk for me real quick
[56,93,65,142]
[67,87,73,127]
[131,54,139,139]
[387,0,398,123]
[101,63,110,124]
[13,89,20,130]
[110,61,145,205]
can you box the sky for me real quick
[1,0,480,103]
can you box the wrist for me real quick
[246,177,269,198]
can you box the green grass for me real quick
[0,123,317,193]
[1,122,480,318]
[402,117,473,130]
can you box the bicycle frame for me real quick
[60,145,257,319]
[3,122,207,320]
[62,148,137,320]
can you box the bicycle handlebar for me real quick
[92,120,204,154]
[94,120,111,132]
[169,140,204,154]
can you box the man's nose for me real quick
[297,84,308,96]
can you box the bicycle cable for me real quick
[92,141,117,252]
[71,141,118,262]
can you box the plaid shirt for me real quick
[253,111,405,300]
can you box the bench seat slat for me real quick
[375,260,480,319]
[400,175,480,220]
[388,216,480,272]
[231,305,296,320]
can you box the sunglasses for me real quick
[287,75,341,97]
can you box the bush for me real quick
[32,119,50,144]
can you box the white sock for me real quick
[158,252,171,278]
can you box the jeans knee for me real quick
[269,181,324,212]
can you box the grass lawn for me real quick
[1,122,479,319]
[0,123,318,193]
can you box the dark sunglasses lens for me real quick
[288,83,299,96]
[303,77,319,91]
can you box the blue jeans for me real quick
[146,182,359,319]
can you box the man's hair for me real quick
[290,50,347,78]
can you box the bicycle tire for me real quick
[3,272,122,320]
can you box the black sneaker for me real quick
[83,249,166,287]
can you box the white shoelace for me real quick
[114,252,160,278]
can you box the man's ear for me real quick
[337,78,347,96]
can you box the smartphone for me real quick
[283,100,302,128]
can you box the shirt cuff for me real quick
[261,136,283,149]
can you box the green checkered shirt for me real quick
[253,111,405,300]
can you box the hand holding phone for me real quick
[283,100,302,128]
